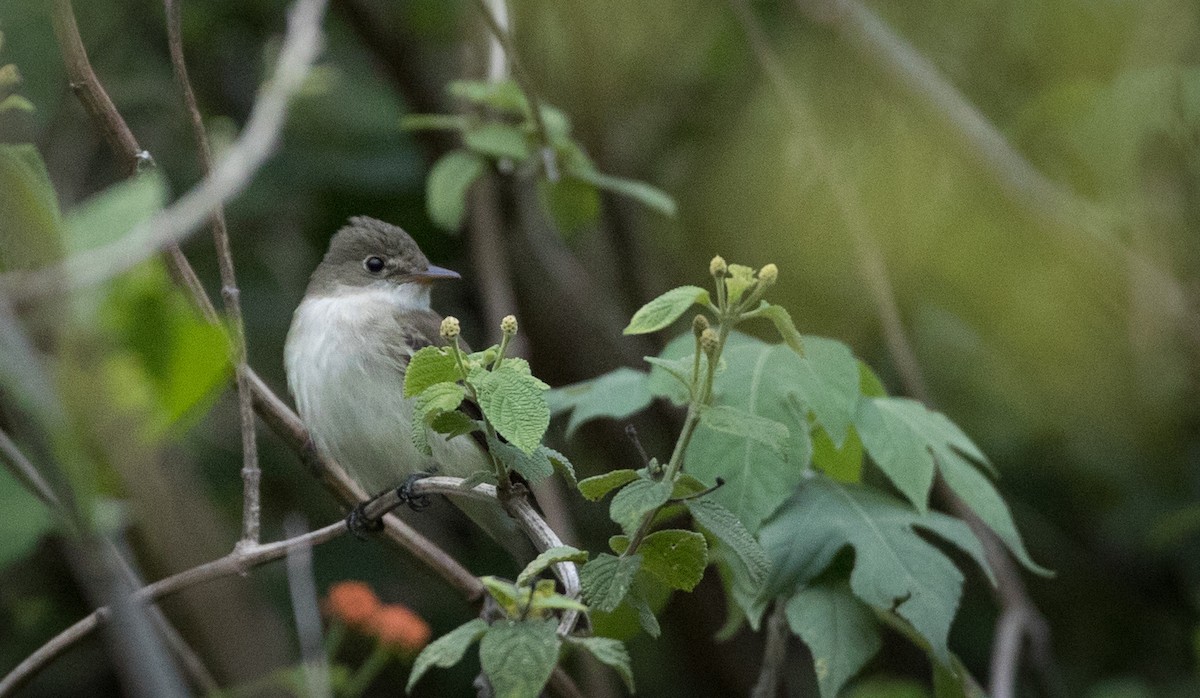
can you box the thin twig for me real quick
[164,0,261,545]
[363,476,583,636]
[750,601,789,698]
[0,523,345,697]
[5,0,329,301]
[728,3,1055,695]
[470,0,558,180]
[0,427,59,510]
[49,0,217,321]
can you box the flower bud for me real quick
[700,327,719,355]
[758,263,778,286]
[709,255,727,277]
[692,314,710,338]
[500,314,518,335]
[440,316,461,339]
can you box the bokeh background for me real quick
[1,0,1199,695]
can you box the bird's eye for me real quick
[364,256,386,273]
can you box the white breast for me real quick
[284,286,487,494]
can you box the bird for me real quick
[284,216,527,556]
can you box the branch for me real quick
[164,0,261,546]
[750,601,789,698]
[4,0,329,301]
[728,3,1055,695]
[0,523,346,696]
[49,0,217,322]
[362,476,583,636]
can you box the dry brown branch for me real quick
[5,0,329,301]
[164,0,262,546]
[49,0,217,322]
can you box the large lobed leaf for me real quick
[760,476,993,662]
[545,367,654,438]
[784,581,882,698]
[855,397,1049,575]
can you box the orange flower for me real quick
[325,581,381,627]
[369,604,431,652]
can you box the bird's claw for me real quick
[346,502,384,540]
[397,472,432,511]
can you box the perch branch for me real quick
[164,0,261,545]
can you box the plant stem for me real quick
[342,644,391,698]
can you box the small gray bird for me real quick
[284,216,525,554]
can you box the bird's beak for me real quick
[412,264,461,282]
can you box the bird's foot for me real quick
[346,501,385,540]
[396,472,433,511]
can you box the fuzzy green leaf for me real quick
[415,382,465,420]
[472,362,550,453]
[623,286,710,335]
[698,404,789,454]
[538,175,601,233]
[546,367,654,438]
[429,410,479,438]
[427,149,486,230]
[566,636,635,692]
[518,545,589,587]
[479,619,561,698]
[785,581,882,698]
[686,497,770,590]
[465,122,533,161]
[611,529,708,591]
[581,553,642,613]
[400,113,469,131]
[488,436,556,483]
[745,302,806,356]
[448,79,528,113]
[578,469,639,501]
[543,446,577,488]
[66,171,166,254]
[404,346,460,396]
[761,477,993,662]
[609,478,673,533]
[570,168,677,217]
[406,618,488,693]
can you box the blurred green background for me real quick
[1,0,1199,695]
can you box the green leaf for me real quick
[481,576,524,615]
[581,553,642,613]
[698,405,789,454]
[426,149,486,230]
[406,618,488,693]
[414,382,466,421]
[66,170,166,254]
[566,636,635,692]
[611,529,708,592]
[812,425,864,483]
[404,346,460,397]
[448,79,528,113]
[789,336,862,447]
[538,175,601,233]
[570,168,677,217]
[0,143,63,273]
[399,113,469,131]
[760,476,993,662]
[627,587,661,637]
[578,469,639,501]
[472,362,550,453]
[0,465,53,567]
[744,303,805,356]
[465,122,533,161]
[784,582,882,698]
[859,361,888,397]
[546,368,654,438]
[609,478,673,533]
[623,286,710,335]
[518,545,589,587]
[724,264,757,304]
[479,619,561,698]
[543,447,577,488]
[430,410,479,438]
[488,437,557,483]
[678,334,813,533]
[686,498,770,589]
